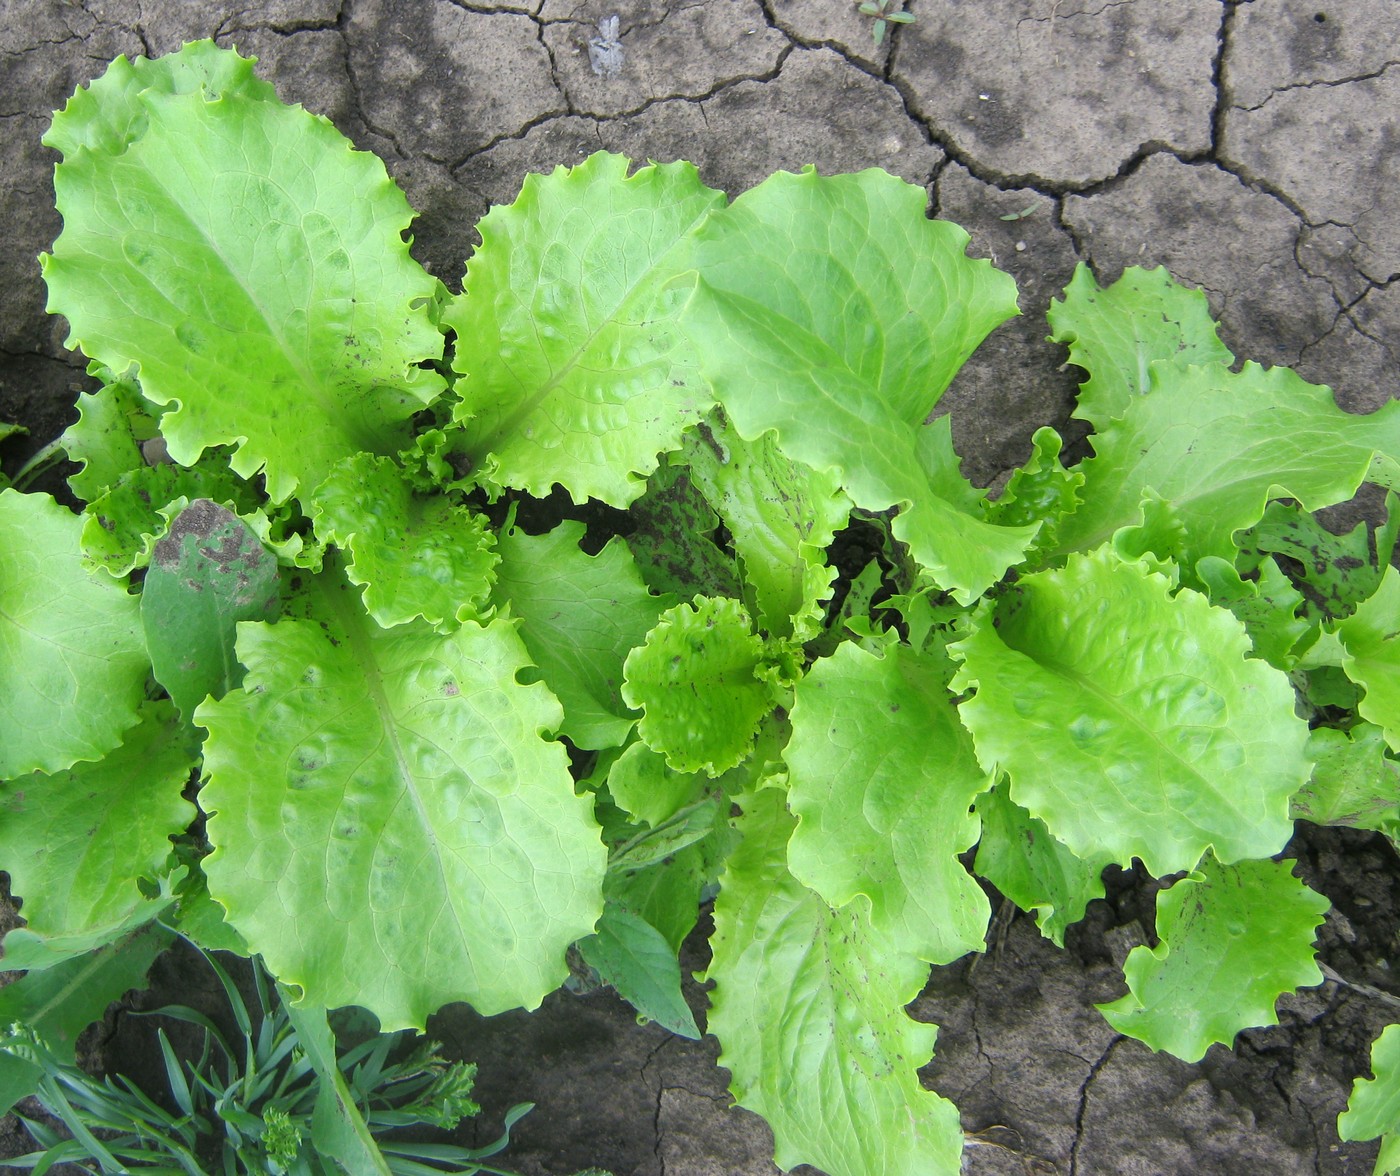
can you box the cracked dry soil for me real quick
[2,1,1399,1173]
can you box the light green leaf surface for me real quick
[973,783,1110,948]
[59,371,156,503]
[679,166,1033,603]
[1054,362,1400,571]
[606,740,707,829]
[80,461,248,577]
[682,411,849,641]
[1335,566,1400,750]
[1342,1024,1400,1150]
[621,596,775,776]
[197,565,605,1028]
[447,152,724,507]
[950,547,1307,876]
[312,453,496,631]
[1097,855,1329,1063]
[141,500,281,719]
[785,641,993,964]
[0,701,194,942]
[984,425,1083,557]
[43,45,444,504]
[707,788,963,1176]
[493,521,673,751]
[576,903,700,1038]
[0,489,149,777]
[1047,264,1233,426]
[1292,724,1400,836]
[43,39,278,160]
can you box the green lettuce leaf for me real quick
[1239,497,1399,623]
[682,410,849,641]
[679,166,1033,603]
[1334,566,1400,750]
[606,741,707,830]
[197,564,605,1028]
[0,922,171,1116]
[1292,724,1400,838]
[1341,1024,1400,1164]
[311,453,496,631]
[141,500,281,720]
[80,459,251,577]
[576,903,700,1038]
[60,370,156,504]
[785,641,992,964]
[493,520,673,751]
[983,425,1083,556]
[0,701,195,944]
[0,489,149,777]
[949,546,1307,876]
[1097,854,1329,1063]
[1195,554,1310,669]
[1047,264,1233,426]
[707,787,963,1176]
[621,596,776,776]
[973,783,1110,948]
[1054,361,1400,572]
[625,456,742,600]
[42,44,444,505]
[43,38,278,160]
[447,152,724,507]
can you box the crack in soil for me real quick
[1068,1034,1123,1176]
[1230,59,1400,114]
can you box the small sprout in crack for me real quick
[1000,201,1043,222]
[858,0,915,47]
[589,14,625,78]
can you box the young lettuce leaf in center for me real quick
[678,166,1035,603]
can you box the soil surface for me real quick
[3,2,1399,1174]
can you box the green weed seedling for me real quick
[4,41,1400,1176]
[858,0,915,46]
[1,943,535,1175]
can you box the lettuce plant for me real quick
[4,40,1400,1175]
